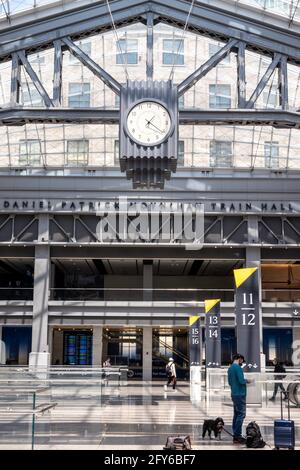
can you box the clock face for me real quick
[126,100,172,146]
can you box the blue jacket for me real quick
[227,363,247,396]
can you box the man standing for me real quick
[164,358,177,391]
[269,358,287,401]
[227,353,252,444]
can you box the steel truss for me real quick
[1,213,300,247]
[0,0,299,127]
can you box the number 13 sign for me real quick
[234,267,261,373]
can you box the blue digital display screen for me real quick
[63,331,92,365]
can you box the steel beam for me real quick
[10,53,21,105]
[61,37,121,95]
[178,39,239,96]
[1,108,300,128]
[152,0,300,64]
[0,0,300,65]
[146,12,154,80]
[237,42,246,109]
[278,56,289,110]
[53,40,63,106]
[0,0,150,61]
[179,109,300,128]
[245,53,282,109]
[17,50,54,107]
[0,108,120,126]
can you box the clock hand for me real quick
[145,115,156,127]
[147,121,164,134]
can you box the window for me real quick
[69,42,91,65]
[209,43,230,65]
[209,85,231,108]
[178,141,185,166]
[114,140,119,165]
[163,39,184,65]
[210,140,232,167]
[67,140,89,166]
[116,39,138,65]
[68,83,90,107]
[19,140,41,166]
[21,83,43,106]
[264,141,279,168]
[263,85,278,108]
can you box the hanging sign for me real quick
[189,316,201,367]
[234,267,261,373]
[205,299,221,368]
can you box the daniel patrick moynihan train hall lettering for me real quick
[0,0,299,454]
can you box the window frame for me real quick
[162,38,185,66]
[66,139,89,166]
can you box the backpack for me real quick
[246,421,266,448]
[164,435,192,450]
[166,363,172,377]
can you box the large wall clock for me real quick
[119,80,178,189]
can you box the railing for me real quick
[0,287,33,300]
[262,289,300,302]
[206,367,300,406]
[1,286,300,303]
[0,365,128,448]
[50,287,235,302]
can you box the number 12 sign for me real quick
[234,267,261,373]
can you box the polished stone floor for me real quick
[0,380,299,450]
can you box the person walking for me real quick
[269,358,288,401]
[227,353,252,444]
[164,358,176,391]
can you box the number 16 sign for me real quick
[234,267,261,373]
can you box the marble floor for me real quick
[0,380,299,450]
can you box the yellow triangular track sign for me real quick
[234,267,258,288]
[189,315,200,326]
[204,299,220,313]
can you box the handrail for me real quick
[153,336,189,363]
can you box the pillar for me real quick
[143,326,153,381]
[143,261,153,301]
[246,233,263,403]
[93,326,103,366]
[29,215,50,370]
[0,325,5,364]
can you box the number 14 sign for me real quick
[234,267,261,373]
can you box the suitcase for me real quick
[274,391,295,450]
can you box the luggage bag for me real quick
[274,391,295,450]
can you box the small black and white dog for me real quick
[202,417,225,440]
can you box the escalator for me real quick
[287,381,300,406]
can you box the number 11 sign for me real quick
[234,267,261,373]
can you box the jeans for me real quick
[231,395,246,438]
[166,375,176,389]
[273,382,286,398]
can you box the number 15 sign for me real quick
[234,267,261,373]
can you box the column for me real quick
[29,215,50,370]
[0,325,5,364]
[93,326,103,366]
[246,239,263,403]
[143,261,153,301]
[142,326,153,381]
